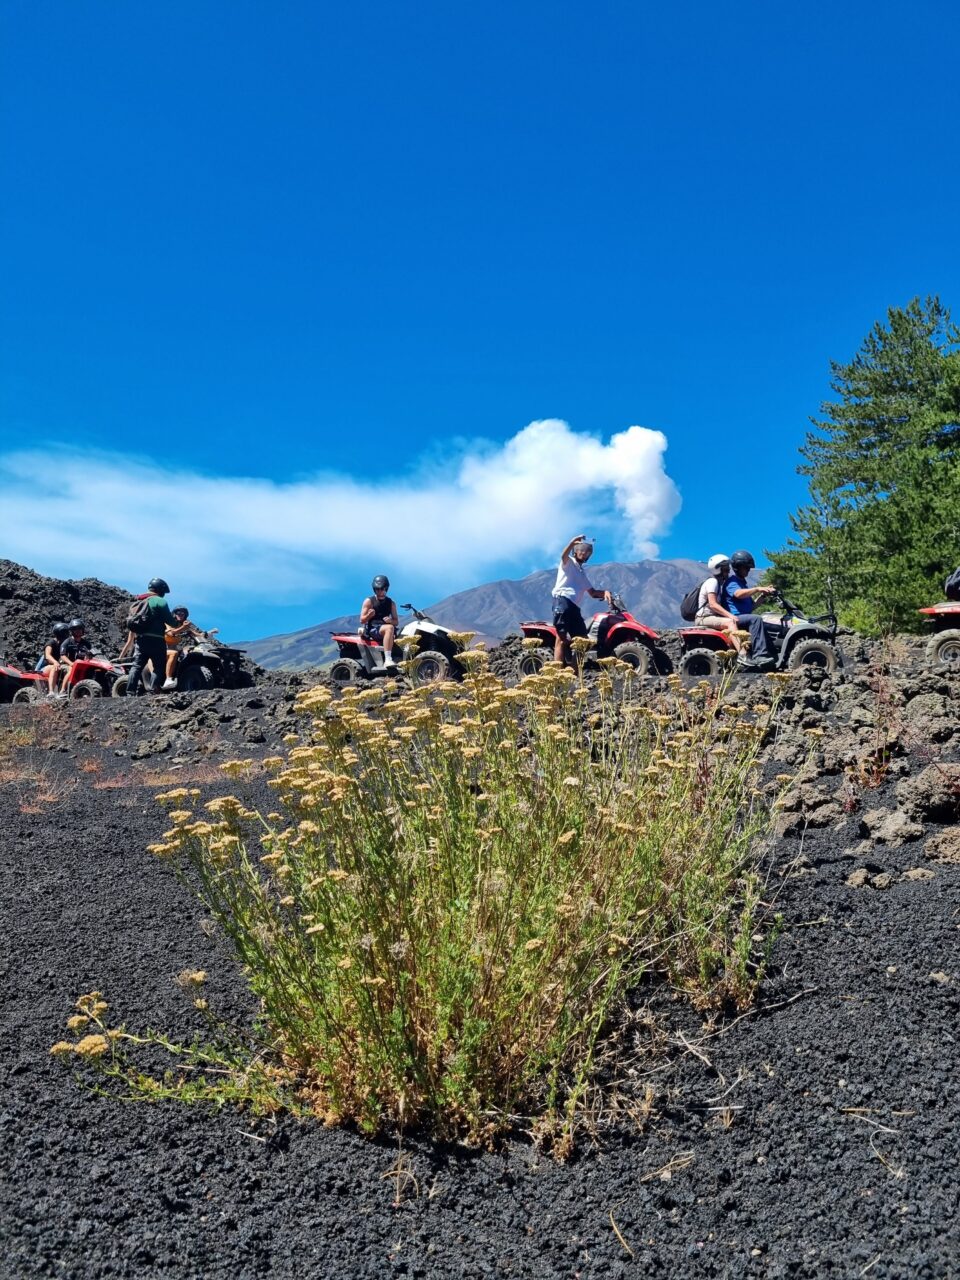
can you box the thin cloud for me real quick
[0,420,681,604]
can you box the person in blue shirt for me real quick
[723,550,777,668]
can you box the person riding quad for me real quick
[61,618,94,664]
[722,550,777,669]
[359,575,399,671]
[694,554,744,654]
[127,578,178,696]
[162,606,214,690]
[551,535,613,666]
[38,621,70,696]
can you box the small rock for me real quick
[870,872,894,890]
[846,868,870,888]
[895,763,960,823]
[848,705,875,727]
[925,828,960,865]
[805,801,844,828]
[860,809,924,845]
[928,971,952,985]
[901,867,935,882]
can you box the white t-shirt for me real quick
[697,576,722,613]
[553,557,593,605]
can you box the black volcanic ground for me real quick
[2,637,958,1278]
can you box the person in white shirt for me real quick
[551,534,613,666]
[694,553,743,653]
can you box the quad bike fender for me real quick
[332,636,363,661]
[678,627,733,651]
[778,621,837,657]
[520,622,559,644]
[918,604,960,631]
[605,618,658,643]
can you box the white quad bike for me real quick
[329,604,467,688]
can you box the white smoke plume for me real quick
[0,419,680,606]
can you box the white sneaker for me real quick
[162,678,177,690]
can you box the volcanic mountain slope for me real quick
[1,647,958,1278]
[0,559,133,667]
[239,557,707,669]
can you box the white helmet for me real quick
[707,553,731,573]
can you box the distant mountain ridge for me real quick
[237,558,707,670]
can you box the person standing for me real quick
[551,535,613,666]
[127,578,177,696]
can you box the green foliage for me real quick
[56,662,780,1151]
[768,297,960,633]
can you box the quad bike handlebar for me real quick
[399,604,432,621]
[767,588,837,631]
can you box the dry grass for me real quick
[58,659,781,1151]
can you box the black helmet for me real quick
[371,575,389,592]
[730,550,755,573]
[172,604,189,618]
[69,617,85,631]
[148,577,170,595]
[52,622,70,639]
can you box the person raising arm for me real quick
[551,535,613,667]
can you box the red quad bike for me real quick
[60,654,128,699]
[0,663,49,704]
[678,589,841,678]
[518,594,663,676]
[329,627,404,687]
[917,603,960,669]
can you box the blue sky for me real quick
[2,0,958,640]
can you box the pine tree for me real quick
[768,297,960,633]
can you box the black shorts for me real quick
[363,622,391,642]
[552,596,588,640]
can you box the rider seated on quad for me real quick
[722,550,778,669]
[552,535,613,666]
[360,575,399,671]
[162,606,214,690]
[61,618,93,663]
[58,618,94,688]
[694,555,744,654]
[38,621,71,696]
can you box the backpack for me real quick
[125,596,153,634]
[680,581,706,622]
[945,566,960,602]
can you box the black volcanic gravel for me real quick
[1,660,958,1279]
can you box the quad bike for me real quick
[54,653,128,699]
[329,604,467,688]
[0,663,49,704]
[518,594,663,676]
[174,639,251,692]
[678,589,841,678]
[112,636,252,695]
[917,602,960,669]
